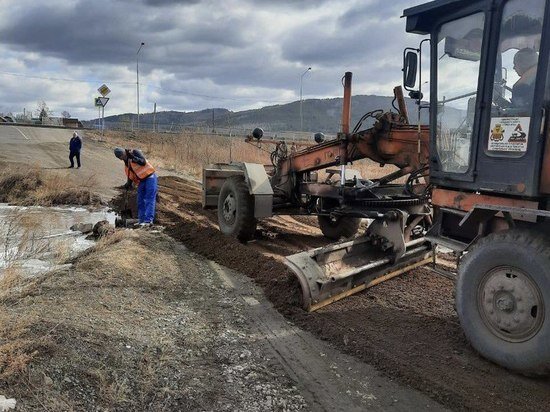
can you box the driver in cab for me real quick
[511,48,538,109]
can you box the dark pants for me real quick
[69,150,81,167]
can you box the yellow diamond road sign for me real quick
[98,84,111,97]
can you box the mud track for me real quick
[125,175,550,411]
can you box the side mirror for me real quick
[403,50,418,90]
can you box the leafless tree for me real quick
[35,100,53,121]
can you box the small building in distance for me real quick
[62,118,84,128]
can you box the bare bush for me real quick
[0,164,101,206]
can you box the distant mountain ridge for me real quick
[90,95,431,133]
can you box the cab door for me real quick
[430,6,488,184]
[474,0,549,196]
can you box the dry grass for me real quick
[89,130,394,180]
[89,130,272,177]
[0,265,53,385]
[0,267,25,301]
[0,230,193,410]
[0,163,101,206]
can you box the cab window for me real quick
[436,13,485,173]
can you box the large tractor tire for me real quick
[217,176,257,242]
[457,229,550,375]
[317,215,361,240]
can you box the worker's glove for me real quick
[123,181,133,190]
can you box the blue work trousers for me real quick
[137,173,158,224]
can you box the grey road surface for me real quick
[0,125,123,200]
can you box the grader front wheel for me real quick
[317,215,361,240]
[457,230,550,375]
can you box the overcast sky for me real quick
[0,0,427,120]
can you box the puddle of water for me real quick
[0,204,116,277]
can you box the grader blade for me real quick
[285,236,433,312]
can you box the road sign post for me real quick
[94,96,110,135]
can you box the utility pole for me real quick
[212,108,215,133]
[300,67,311,132]
[153,102,157,132]
[136,41,145,130]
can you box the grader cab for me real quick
[203,0,550,375]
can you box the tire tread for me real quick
[457,228,550,376]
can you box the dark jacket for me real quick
[127,149,146,166]
[70,135,82,152]
[511,66,537,109]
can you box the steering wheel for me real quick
[492,83,512,110]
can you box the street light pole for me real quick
[136,42,145,130]
[300,67,311,132]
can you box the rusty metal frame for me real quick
[432,187,538,212]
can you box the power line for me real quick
[0,71,133,85]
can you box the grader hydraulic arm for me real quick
[272,72,429,183]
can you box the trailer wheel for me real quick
[217,176,257,242]
[317,215,361,240]
[457,229,550,375]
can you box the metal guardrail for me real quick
[0,122,93,131]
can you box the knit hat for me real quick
[114,147,125,159]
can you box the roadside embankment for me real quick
[0,230,306,411]
[0,163,101,206]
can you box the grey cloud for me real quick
[281,21,405,65]
[0,0,427,118]
[338,1,403,27]
[0,0,249,68]
[246,0,332,7]
[280,0,428,68]
[143,0,200,5]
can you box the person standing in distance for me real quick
[69,131,82,168]
[114,147,158,226]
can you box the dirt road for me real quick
[151,175,550,412]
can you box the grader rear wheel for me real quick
[457,230,550,375]
[217,176,257,242]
